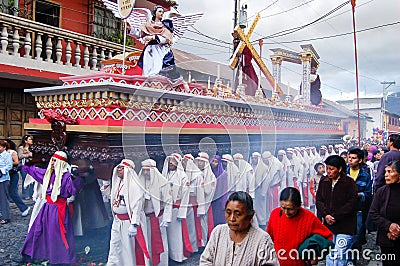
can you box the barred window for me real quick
[93,5,121,40]
[0,0,13,15]
[35,0,60,27]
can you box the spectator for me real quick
[369,160,400,266]
[347,148,373,251]
[0,140,13,224]
[5,139,30,217]
[310,162,325,214]
[267,187,332,266]
[340,151,348,163]
[200,191,278,265]
[316,155,357,266]
[17,135,34,200]
[375,134,400,191]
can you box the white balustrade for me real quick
[1,25,8,54]
[0,12,138,72]
[12,27,19,55]
[24,31,31,58]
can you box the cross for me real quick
[230,13,283,96]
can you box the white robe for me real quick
[251,157,270,226]
[163,165,191,262]
[107,168,147,266]
[184,159,205,252]
[139,163,173,266]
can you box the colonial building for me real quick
[337,96,400,138]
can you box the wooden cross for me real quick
[230,13,283,96]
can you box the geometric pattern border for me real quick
[38,107,339,130]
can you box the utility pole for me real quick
[381,81,396,131]
[234,0,240,28]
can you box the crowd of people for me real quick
[1,133,400,265]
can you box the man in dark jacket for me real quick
[375,134,400,191]
[347,148,373,250]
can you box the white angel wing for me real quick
[167,12,203,44]
[126,8,151,30]
[102,0,150,28]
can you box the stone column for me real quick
[271,56,282,84]
[300,53,312,105]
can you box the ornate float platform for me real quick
[25,72,344,179]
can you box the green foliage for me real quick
[94,31,134,46]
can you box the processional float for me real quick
[24,1,342,181]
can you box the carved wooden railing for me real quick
[0,12,138,72]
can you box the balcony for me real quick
[0,12,138,79]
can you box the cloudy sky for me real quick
[172,0,400,101]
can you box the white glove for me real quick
[160,221,170,227]
[128,224,137,237]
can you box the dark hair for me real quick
[225,191,254,217]
[5,139,16,150]
[19,135,32,147]
[280,187,302,207]
[373,149,381,156]
[389,134,400,149]
[348,148,364,161]
[387,160,400,175]
[324,155,347,174]
[152,5,163,21]
[340,151,348,157]
[0,140,8,149]
[362,149,368,160]
[314,162,324,172]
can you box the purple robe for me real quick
[20,165,82,264]
[211,155,229,226]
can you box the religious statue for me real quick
[43,109,77,151]
[310,67,322,106]
[103,1,202,83]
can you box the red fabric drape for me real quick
[134,226,151,265]
[242,47,259,96]
[181,219,194,258]
[172,202,194,257]
[115,213,150,264]
[68,202,74,218]
[46,195,69,250]
[271,184,280,210]
[147,213,165,265]
[207,206,214,240]
[191,205,203,247]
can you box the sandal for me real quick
[0,219,10,224]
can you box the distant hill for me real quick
[387,92,400,116]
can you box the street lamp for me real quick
[381,81,396,131]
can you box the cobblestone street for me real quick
[0,198,386,265]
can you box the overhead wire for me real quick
[261,0,316,19]
[256,0,350,40]
[258,21,400,45]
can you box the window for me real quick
[35,0,60,27]
[0,0,14,15]
[93,5,121,40]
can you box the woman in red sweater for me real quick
[267,187,333,266]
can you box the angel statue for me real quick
[103,1,202,82]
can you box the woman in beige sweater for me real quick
[200,191,278,265]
